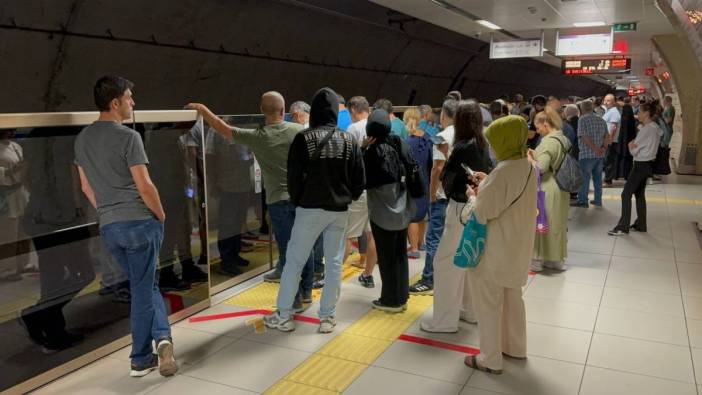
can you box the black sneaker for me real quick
[312,279,325,289]
[358,274,375,288]
[300,289,313,304]
[409,280,433,295]
[130,354,158,377]
[42,332,85,355]
[216,264,243,277]
[263,271,282,283]
[569,202,589,208]
[156,337,178,377]
[235,257,250,267]
[371,299,406,313]
[607,227,629,236]
[181,263,208,283]
[159,270,191,292]
[589,200,603,207]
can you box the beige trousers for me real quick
[423,199,474,332]
[468,272,527,370]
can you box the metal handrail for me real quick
[0,109,199,128]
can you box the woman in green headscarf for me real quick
[462,115,537,375]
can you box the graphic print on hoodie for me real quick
[287,87,366,211]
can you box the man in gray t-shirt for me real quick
[74,76,177,378]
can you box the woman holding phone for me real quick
[421,100,492,333]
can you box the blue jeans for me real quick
[277,208,348,319]
[578,158,604,205]
[100,218,170,365]
[268,200,314,292]
[421,198,448,284]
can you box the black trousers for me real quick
[617,161,653,230]
[604,143,619,183]
[371,222,409,307]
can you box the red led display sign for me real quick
[562,58,631,75]
[645,67,655,76]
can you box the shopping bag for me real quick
[536,168,549,234]
[454,212,487,268]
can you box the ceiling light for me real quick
[476,20,502,30]
[573,21,607,27]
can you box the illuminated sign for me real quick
[490,38,543,59]
[645,67,655,76]
[662,71,671,80]
[556,31,613,56]
[613,22,637,32]
[562,58,631,75]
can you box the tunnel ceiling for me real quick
[0,0,609,113]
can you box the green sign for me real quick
[613,22,637,32]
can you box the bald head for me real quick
[260,91,285,117]
[604,94,616,108]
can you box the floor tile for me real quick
[687,318,702,348]
[331,291,376,323]
[173,303,259,338]
[587,333,695,383]
[595,307,689,345]
[110,326,238,366]
[524,297,598,331]
[612,235,675,261]
[460,388,508,395]
[525,276,603,306]
[678,263,702,297]
[466,355,584,395]
[601,287,685,317]
[185,339,310,392]
[404,308,480,347]
[605,257,680,294]
[544,252,610,286]
[343,366,463,395]
[579,366,697,395]
[692,348,702,384]
[373,340,473,384]
[32,357,164,395]
[684,295,702,320]
[243,317,348,353]
[526,323,591,364]
[145,375,255,395]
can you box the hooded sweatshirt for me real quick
[287,87,365,211]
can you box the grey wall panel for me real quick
[0,0,609,113]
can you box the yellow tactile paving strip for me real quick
[258,272,434,394]
[224,253,364,309]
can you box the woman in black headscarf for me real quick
[615,103,636,180]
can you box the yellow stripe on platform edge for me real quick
[263,274,432,394]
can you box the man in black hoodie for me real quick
[263,87,365,333]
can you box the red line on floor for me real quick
[398,334,480,355]
[188,308,321,324]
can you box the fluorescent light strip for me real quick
[476,19,502,30]
[573,21,607,27]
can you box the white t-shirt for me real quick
[631,122,663,162]
[602,107,621,136]
[432,125,455,200]
[346,119,368,143]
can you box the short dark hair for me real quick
[441,99,459,119]
[337,94,346,105]
[531,95,547,107]
[641,100,662,120]
[373,98,393,114]
[347,96,369,114]
[454,100,486,149]
[94,76,133,112]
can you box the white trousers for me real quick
[468,272,527,370]
[423,199,474,332]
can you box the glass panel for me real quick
[0,120,207,392]
[204,116,274,289]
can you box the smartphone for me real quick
[461,164,479,187]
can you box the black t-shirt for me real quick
[440,139,492,203]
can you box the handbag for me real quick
[454,208,487,269]
[389,137,425,198]
[536,167,549,234]
[550,136,584,193]
[653,146,671,175]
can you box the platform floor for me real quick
[30,178,702,395]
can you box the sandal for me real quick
[502,352,527,360]
[464,355,502,375]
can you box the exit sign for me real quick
[614,22,637,32]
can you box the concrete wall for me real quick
[0,0,609,114]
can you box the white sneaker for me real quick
[530,259,543,272]
[543,260,566,271]
[318,317,337,333]
[459,311,478,324]
[263,312,296,332]
[420,321,458,333]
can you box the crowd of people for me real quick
[74,75,676,378]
